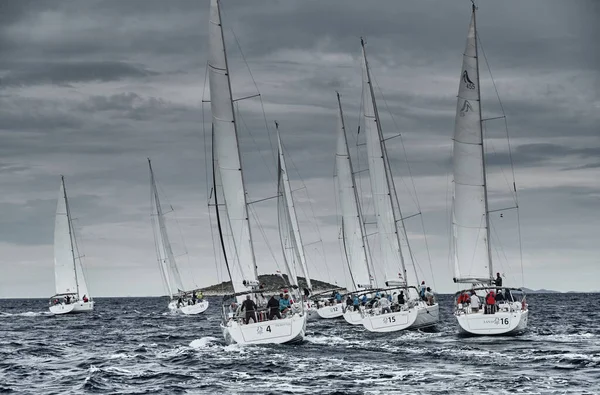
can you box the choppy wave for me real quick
[0,294,598,394]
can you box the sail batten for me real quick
[209,0,258,300]
[452,9,493,284]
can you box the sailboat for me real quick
[49,176,93,315]
[358,38,439,333]
[149,159,209,315]
[276,124,314,304]
[451,5,528,335]
[208,0,306,345]
[335,93,378,325]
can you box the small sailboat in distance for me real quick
[149,159,209,315]
[451,4,528,335]
[49,176,93,315]
[208,0,306,345]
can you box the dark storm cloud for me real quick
[0,0,598,296]
[1,61,158,87]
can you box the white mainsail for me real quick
[276,125,312,292]
[54,176,89,298]
[149,159,185,297]
[452,10,493,284]
[360,39,407,286]
[209,0,258,302]
[335,93,375,291]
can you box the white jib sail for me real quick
[54,177,89,298]
[335,94,374,291]
[452,11,492,283]
[149,160,185,297]
[361,44,405,286]
[277,128,312,292]
[209,0,258,299]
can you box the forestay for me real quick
[452,12,492,284]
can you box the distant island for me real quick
[199,274,345,296]
[522,287,562,294]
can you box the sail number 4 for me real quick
[383,316,396,324]
[257,325,272,335]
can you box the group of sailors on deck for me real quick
[229,290,297,324]
[50,294,89,305]
[340,283,437,314]
[176,290,204,308]
[456,273,522,314]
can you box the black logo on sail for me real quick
[460,100,473,117]
[462,70,475,89]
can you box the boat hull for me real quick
[168,300,209,315]
[49,301,94,315]
[221,313,307,345]
[456,307,528,336]
[342,308,363,325]
[362,303,439,333]
[315,304,344,319]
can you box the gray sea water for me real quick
[1,294,598,394]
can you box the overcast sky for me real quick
[0,0,597,297]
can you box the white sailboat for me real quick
[451,5,528,336]
[359,38,439,333]
[149,159,209,315]
[335,93,378,325]
[49,176,93,315]
[209,0,306,345]
[275,124,316,305]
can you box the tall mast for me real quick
[361,38,409,285]
[209,0,259,296]
[472,4,494,283]
[61,176,80,298]
[336,92,375,289]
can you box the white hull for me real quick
[168,300,209,315]
[315,304,344,319]
[221,313,307,345]
[343,308,363,325]
[362,303,439,333]
[49,301,94,315]
[456,307,529,336]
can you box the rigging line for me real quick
[489,216,514,285]
[248,204,281,273]
[477,33,519,206]
[154,177,197,288]
[279,136,330,273]
[236,103,276,182]
[482,121,516,208]
[229,25,276,166]
[370,71,419,209]
[478,32,524,280]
